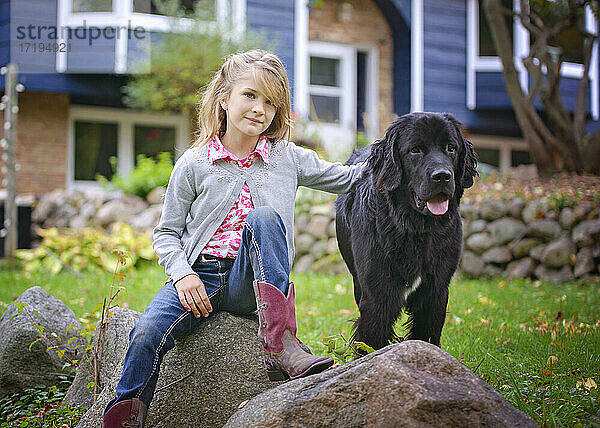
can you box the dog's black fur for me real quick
[335,112,477,349]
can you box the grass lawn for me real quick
[1,265,599,427]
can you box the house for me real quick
[1,0,598,197]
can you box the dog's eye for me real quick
[446,144,456,153]
[410,147,422,155]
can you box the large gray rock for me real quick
[0,287,82,397]
[574,247,597,278]
[480,199,508,221]
[294,233,315,255]
[507,258,537,279]
[488,217,527,245]
[572,219,600,248]
[534,265,574,283]
[467,219,488,236]
[305,215,331,239]
[126,204,163,230]
[225,341,536,428]
[508,198,525,218]
[528,220,562,242]
[541,238,576,269]
[76,311,280,428]
[460,251,485,277]
[530,244,547,262]
[63,307,140,409]
[482,246,512,264]
[146,186,166,205]
[465,232,493,254]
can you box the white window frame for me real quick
[466,0,598,119]
[469,134,529,173]
[56,0,245,73]
[68,105,189,189]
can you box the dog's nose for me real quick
[431,169,452,182]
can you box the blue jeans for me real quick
[106,207,291,410]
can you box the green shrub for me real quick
[98,152,173,199]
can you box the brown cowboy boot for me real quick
[253,280,334,381]
[102,398,147,428]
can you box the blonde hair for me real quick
[193,50,292,148]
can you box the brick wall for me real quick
[308,0,395,137]
[0,92,69,196]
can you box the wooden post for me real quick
[1,63,19,267]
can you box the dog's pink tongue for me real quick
[427,198,449,215]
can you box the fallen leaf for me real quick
[547,355,558,365]
[585,378,597,390]
[498,281,506,289]
[554,311,563,321]
[238,400,249,409]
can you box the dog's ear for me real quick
[443,113,478,190]
[368,123,403,192]
[460,137,478,189]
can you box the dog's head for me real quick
[369,112,478,216]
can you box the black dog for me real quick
[335,112,477,349]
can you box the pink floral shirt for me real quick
[201,134,269,259]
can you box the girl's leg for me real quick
[222,206,333,380]
[105,260,226,412]
[221,206,290,313]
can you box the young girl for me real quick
[103,50,365,427]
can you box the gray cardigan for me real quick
[153,141,365,284]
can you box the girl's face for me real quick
[221,74,277,143]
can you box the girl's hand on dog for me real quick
[175,274,213,318]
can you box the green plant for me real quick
[0,377,86,427]
[16,223,155,274]
[322,333,375,364]
[98,152,174,199]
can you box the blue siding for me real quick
[66,30,116,73]
[374,0,411,115]
[246,0,295,106]
[476,71,511,108]
[0,0,9,67]
[423,0,467,114]
[9,0,58,73]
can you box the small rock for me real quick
[479,199,508,221]
[572,219,600,247]
[509,238,541,259]
[482,247,512,264]
[573,202,594,223]
[545,210,558,221]
[534,265,574,283]
[530,244,547,262]
[459,203,479,221]
[483,264,503,277]
[327,219,336,237]
[541,238,577,269]
[460,251,485,277]
[574,247,596,278]
[294,233,314,255]
[522,201,548,224]
[559,207,577,229]
[528,220,562,242]
[507,258,536,279]
[312,240,329,259]
[295,214,309,233]
[327,238,338,254]
[309,203,334,216]
[95,196,148,227]
[305,215,331,239]
[293,254,315,273]
[465,232,493,254]
[508,198,525,218]
[127,205,163,230]
[467,219,487,236]
[146,186,166,205]
[488,217,526,245]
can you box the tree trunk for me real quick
[483,0,587,176]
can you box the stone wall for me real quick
[31,187,600,282]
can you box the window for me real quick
[74,121,118,180]
[529,1,585,64]
[72,0,112,12]
[134,125,176,162]
[478,0,513,56]
[511,149,532,167]
[133,0,216,19]
[309,56,342,124]
[475,147,500,168]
